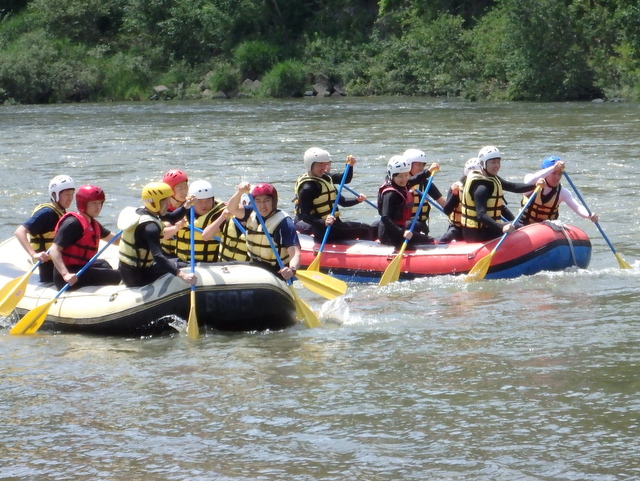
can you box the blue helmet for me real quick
[541,156,561,169]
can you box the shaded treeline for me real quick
[0,0,638,103]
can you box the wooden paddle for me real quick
[379,171,436,286]
[308,159,352,271]
[0,248,51,317]
[246,194,321,328]
[187,206,199,339]
[10,230,123,336]
[563,172,632,269]
[465,184,542,282]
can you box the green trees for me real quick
[0,0,638,103]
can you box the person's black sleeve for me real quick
[380,191,405,239]
[498,176,536,194]
[297,182,327,229]
[442,189,459,216]
[472,182,504,237]
[140,223,179,275]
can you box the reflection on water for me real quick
[1,99,639,479]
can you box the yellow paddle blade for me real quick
[465,250,495,283]
[295,269,347,300]
[307,252,322,272]
[289,285,320,328]
[379,243,408,286]
[187,290,199,339]
[10,299,55,335]
[616,253,633,269]
[0,272,31,317]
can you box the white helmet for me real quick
[402,148,427,165]
[188,180,214,199]
[477,145,503,168]
[49,175,76,202]
[387,155,411,178]
[303,147,331,172]
[463,157,482,176]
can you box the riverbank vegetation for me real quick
[0,0,638,104]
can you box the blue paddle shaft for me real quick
[317,162,351,253]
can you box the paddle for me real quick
[379,171,437,286]
[343,185,377,209]
[465,184,543,282]
[10,230,123,335]
[308,159,352,271]
[246,193,321,328]
[0,249,51,317]
[187,206,199,339]
[563,172,631,269]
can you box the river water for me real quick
[1,98,639,480]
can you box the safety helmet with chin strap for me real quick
[76,185,105,214]
[188,180,214,200]
[541,156,561,169]
[477,145,503,169]
[387,155,411,178]
[463,157,482,177]
[162,169,188,190]
[142,182,173,213]
[303,147,331,172]
[251,183,278,206]
[49,175,76,202]
[403,149,427,165]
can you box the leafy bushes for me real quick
[260,60,308,98]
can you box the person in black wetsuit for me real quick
[293,147,374,242]
[461,146,538,243]
[117,182,197,288]
[377,155,434,248]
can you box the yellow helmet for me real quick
[142,182,172,213]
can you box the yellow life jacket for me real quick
[294,173,339,220]
[520,184,561,225]
[218,219,249,262]
[245,210,291,267]
[118,213,164,268]
[160,232,178,257]
[461,172,504,229]
[175,201,226,262]
[409,180,432,223]
[28,203,65,252]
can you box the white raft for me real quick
[0,237,298,336]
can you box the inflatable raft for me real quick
[0,237,298,336]
[299,221,592,282]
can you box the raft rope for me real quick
[543,220,578,267]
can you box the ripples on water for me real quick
[1,99,639,480]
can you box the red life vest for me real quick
[56,212,100,267]
[377,183,414,226]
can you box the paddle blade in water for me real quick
[465,251,494,283]
[379,243,407,286]
[0,273,31,317]
[307,253,321,272]
[10,299,55,335]
[295,269,346,300]
[289,285,321,328]
[616,253,633,269]
[187,290,199,339]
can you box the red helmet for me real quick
[76,185,105,213]
[162,169,188,190]
[250,183,278,205]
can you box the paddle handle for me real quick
[317,162,351,253]
[343,185,377,209]
[563,172,617,253]
[246,194,290,285]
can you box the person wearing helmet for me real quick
[519,156,599,226]
[226,181,300,281]
[439,158,483,243]
[200,205,249,263]
[14,175,77,283]
[403,148,446,239]
[377,155,433,248]
[49,185,121,290]
[118,182,197,288]
[461,146,539,242]
[174,179,227,263]
[160,169,189,256]
[294,147,374,241]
